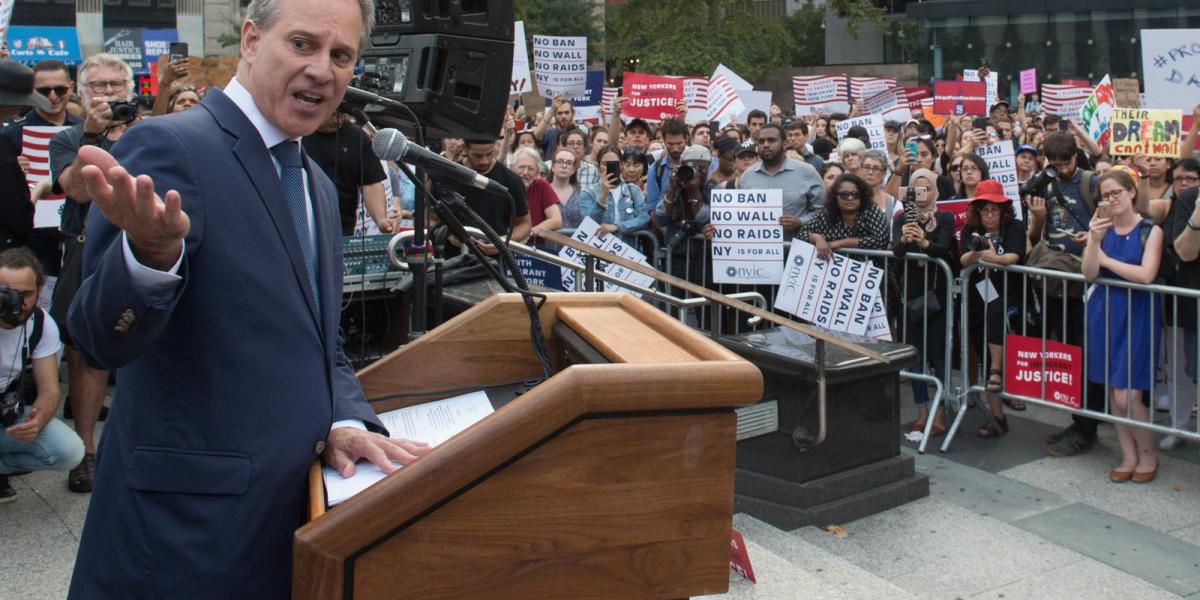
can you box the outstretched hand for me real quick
[76,145,190,271]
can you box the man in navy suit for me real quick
[64,0,431,596]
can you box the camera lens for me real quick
[675,165,695,182]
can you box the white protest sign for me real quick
[558,217,652,297]
[792,75,850,116]
[738,90,773,124]
[678,76,709,124]
[1141,30,1200,112]
[510,21,532,95]
[707,73,745,125]
[1079,75,1115,146]
[964,69,1000,107]
[862,86,910,122]
[0,0,13,45]
[22,126,68,229]
[835,114,888,159]
[713,63,753,91]
[710,189,785,285]
[850,77,896,100]
[974,140,1022,219]
[532,35,587,99]
[774,239,886,337]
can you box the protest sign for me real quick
[774,239,889,339]
[792,75,850,115]
[835,114,888,158]
[1112,78,1140,108]
[1040,83,1092,117]
[0,0,12,45]
[710,189,785,285]
[738,90,772,124]
[1078,75,1115,145]
[963,69,999,106]
[505,248,565,291]
[974,141,1022,218]
[921,98,947,128]
[601,86,618,114]
[22,126,68,229]
[1140,29,1200,112]
[936,199,971,239]
[551,70,604,122]
[621,72,684,122]
[903,86,930,111]
[532,35,586,99]
[1019,68,1037,95]
[729,530,757,584]
[1004,335,1083,409]
[863,86,910,121]
[678,76,709,124]
[933,81,988,116]
[1109,108,1183,158]
[510,21,532,95]
[707,73,745,125]
[713,63,753,91]
[558,218,655,296]
[849,76,896,100]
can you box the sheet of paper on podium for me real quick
[322,390,494,506]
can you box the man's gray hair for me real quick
[863,149,889,167]
[77,53,134,104]
[245,0,376,54]
[511,146,542,165]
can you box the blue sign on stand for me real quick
[505,247,565,291]
[7,26,82,65]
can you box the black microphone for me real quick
[371,128,508,195]
[339,85,407,111]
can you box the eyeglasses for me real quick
[1175,175,1200,184]
[85,79,128,93]
[949,164,962,172]
[836,191,862,200]
[36,85,70,98]
[1100,189,1127,200]
[553,159,575,167]
[959,164,980,174]
[564,140,585,147]
[860,164,884,172]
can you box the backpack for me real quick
[1027,170,1098,298]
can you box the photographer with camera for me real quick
[46,53,138,493]
[0,247,83,503]
[655,144,713,289]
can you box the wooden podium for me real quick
[295,293,762,599]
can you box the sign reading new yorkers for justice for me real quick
[710,189,785,285]
[774,240,891,341]
[532,35,587,99]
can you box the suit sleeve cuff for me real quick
[122,232,183,306]
[331,419,368,432]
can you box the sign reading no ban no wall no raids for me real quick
[532,35,587,99]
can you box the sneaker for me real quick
[68,453,96,494]
[1048,429,1094,457]
[0,475,15,503]
[1159,435,1183,452]
[1045,425,1074,445]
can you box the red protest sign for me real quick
[621,72,684,122]
[729,529,756,583]
[933,81,988,116]
[1004,335,1083,409]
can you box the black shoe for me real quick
[0,475,15,503]
[1045,425,1074,445]
[1048,429,1094,457]
[68,453,96,493]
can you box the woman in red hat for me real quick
[960,180,1028,437]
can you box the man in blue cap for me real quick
[1015,144,1038,190]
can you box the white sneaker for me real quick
[1159,435,1183,452]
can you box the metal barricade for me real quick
[948,261,1200,452]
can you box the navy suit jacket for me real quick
[67,89,384,599]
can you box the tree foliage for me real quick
[605,0,794,80]
[786,0,825,67]
[516,0,605,57]
[827,0,887,39]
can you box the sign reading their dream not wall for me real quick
[774,240,891,341]
[1109,108,1183,158]
[710,189,785,285]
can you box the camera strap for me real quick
[20,308,44,373]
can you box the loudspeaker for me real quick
[355,0,513,139]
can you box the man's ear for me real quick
[240,20,261,66]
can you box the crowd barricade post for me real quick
[946,261,1200,453]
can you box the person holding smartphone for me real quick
[582,145,648,243]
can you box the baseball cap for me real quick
[1015,144,1037,157]
[626,118,651,134]
[713,136,740,154]
[735,141,757,157]
[884,120,902,131]
[681,145,711,163]
[0,62,51,111]
[846,125,870,142]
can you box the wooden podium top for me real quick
[296,293,762,599]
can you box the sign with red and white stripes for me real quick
[1041,83,1093,117]
[863,86,911,121]
[791,75,849,116]
[22,126,68,229]
[903,86,930,111]
[707,74,745,125]
[601,86,618,115]
[678,76,709,124]
[849,76,897,100]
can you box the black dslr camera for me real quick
[108,100,139,124]
[674,164,697,184]
[1020,166,1057,198]
[0,285,29,427]
[666,220,699,251]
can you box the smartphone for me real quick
[973,117,989,130]
[1095,200,1112,220]
[169,42,188,62]
[905,139,920,159]
[1058,120,1070,132]
[604,160,620,180]
[898,186,929,206]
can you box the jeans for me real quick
[0,407,85,474]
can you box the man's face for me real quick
[663,134,687,162]
[756,128,784,163]
[786,128,805,151]
[0,267,38,330]
[1173,166,1200,198]
[995,121,1013,140]
[991,105,1009,119]
[555,103,574,128]
[691,126,710,148]
[624,125,650,150]
[240,0,361,138]
[747,117,765,139]
[464,142,498,173]
[1016,152,1037,174]
[80,64,131,104]
[1049,154,1077,180]
[512,154,539,187]
[34,68,71,117]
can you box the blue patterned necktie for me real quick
[270,141,319,310]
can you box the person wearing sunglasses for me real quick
[797,173,889,261]
[2,60,81,185]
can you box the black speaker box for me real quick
[371,0,513,43]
